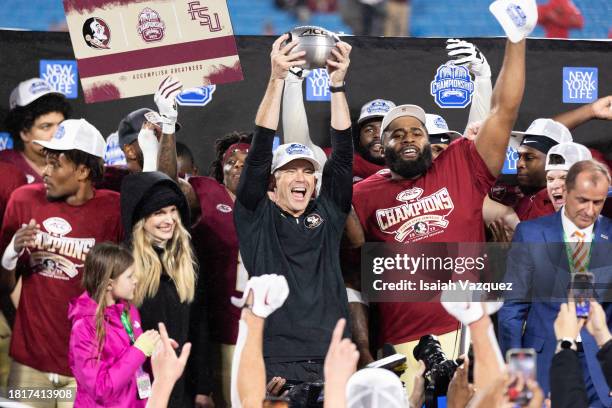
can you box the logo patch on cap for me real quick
[434,117,448,130]
[430,64,474,109]
[505,4,527,27]
[286,143,310,156]
[367,100,392,114]
[54,124,66,140]
[29,81,52,95]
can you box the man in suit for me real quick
[499,159,612,407]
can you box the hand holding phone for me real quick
[506,348,536,405]
[570,272,594,318]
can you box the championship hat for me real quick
[34,118,106,158]
[545,142,592,172]
[357,99,396,125]
[271,143,322,173]
[425,114,462,144]
[513,118,573,154]
[489,0,538,43]
[346,368,406,408]
[9,78,63,110]
[117,108,182,147]
[380,104,427,143]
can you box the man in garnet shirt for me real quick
[351,36,527,392]
[0,119,121,407]
[512,118,572,221]
[1,78,71,184]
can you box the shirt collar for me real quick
[561,206,594,241]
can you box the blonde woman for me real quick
[120,171,210,408]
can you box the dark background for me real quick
[0,30,610,173]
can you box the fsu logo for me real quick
[137,8,166,43]
[82,17,111,49]
[376,187,455,242]
[304,213,324,229]
[430,64,474,109]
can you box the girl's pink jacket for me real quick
[68,291,148,407]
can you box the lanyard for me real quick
[120,309,136,344]
[562,230,593,274]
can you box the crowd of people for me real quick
[0,1,611,408]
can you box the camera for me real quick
[413,334,460,402]
[281,380,324,408]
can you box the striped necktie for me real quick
[571,230,589,273]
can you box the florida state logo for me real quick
[82,17,111,49]
[137,8,166,43]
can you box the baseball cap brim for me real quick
[380,104,427,138]
[430,130,462,141]
[358,112,386,125]
[34,138,76,152]
[272,155,321,173]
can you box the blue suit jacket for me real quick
[498,211,612,404]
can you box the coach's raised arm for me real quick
[232,34,354,384]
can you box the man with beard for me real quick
[351,34,527,392]
[512,118,572,220]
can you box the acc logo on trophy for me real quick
[82,17,111,49]
[137,8,166,43]
[430,64,474,109]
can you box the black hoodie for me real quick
[120,172,212,406]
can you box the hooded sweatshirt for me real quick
[68,291,147,408]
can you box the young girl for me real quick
[69,242,160,407]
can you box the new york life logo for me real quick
[40,60,78,99]
[0,132,13,151]
[502,147,519,174]
[306,69,331,102]
[430,64,474,108]
[563,67,597,103]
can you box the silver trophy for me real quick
[285,26,339,70]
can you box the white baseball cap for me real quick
[380,104,427,142]
[9,78,63,110]
[271,143,322,173]
[346,368,406,408]
[545,142,592,172]
[512,118,573,145]
[425,114,462,140]
[34,119,106,158]
[489,0,538,43]
[358,99,396,125]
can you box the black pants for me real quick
[265,359,324,383]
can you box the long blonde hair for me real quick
[131,214,197,306]
[82,242,134,356]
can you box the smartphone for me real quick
[571,272,594,318]
[506,348,536,405]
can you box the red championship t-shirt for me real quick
[0,184,122,375]
[0,162,27,229]
[189,177,243,344]
[323,147,385,183]
[352,138,496,345]
[0,149,42,184]
[514,188,555,221]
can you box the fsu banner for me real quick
[62,0,243,103]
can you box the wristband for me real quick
[2,235,23,270]
[347,288,369,306]
[160,119,176,135]
[329,83,346,93]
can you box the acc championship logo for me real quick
[177,85,216,107]
[505,3,527,27]
[43,217,72,236]
[376,187,455,243]
[0,132,13,151]
[563,67,598,104]
[430,64,474,108]
[306,69,331,102]
[82,17,111,49]
[286,143,311,156]
[137,8,166,43]
[40,60,78,99]
[367,100,393,115]
[304,213,324,229]
[103,132,127,166]
[54,124,66,140]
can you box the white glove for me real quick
[231,274,290,318]
[489,0,538,43]
[138,126,159,172]
[446,39,491,78]
[154,76,183,134]
[441,289,503,325]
